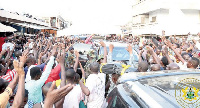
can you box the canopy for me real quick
[15,23,54,30]
[57,24,122,36]
[0,23,17,32]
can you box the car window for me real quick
[111,96,127,108]
[107,88,128,108]
[100,47,138,61]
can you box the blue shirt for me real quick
[25,56,55,104]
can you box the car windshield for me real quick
[100,47,139,61]
[73,43,92,53]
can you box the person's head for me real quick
[0,64,6,75]
[151,64,161,71]
[138,61,149,72]
[97,54,104,64]
[26,56,36,66]
[87,50,96,60]
[0,59,6,66]
[156,48,161,55]
[112,73,120,84]
[30,67,42,80]
[187,57,200,69]
[166,63,180,70]
[42,82,56,97]
[69,47,74,54]
[89,62,99,73]
[181,52,190,62]
[0,78,9,93]
[66,69,76,83]
[161,56,168,67]
[74,73,80,84]
[41,56,47,64]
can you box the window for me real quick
[107,88,128,108]
[111,96,126,108]
[151,16,156,22]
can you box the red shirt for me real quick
[44,64,61,84]
[0,37,6,52]
[0,69,16,82]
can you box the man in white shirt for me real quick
[63,69,84,108]
[79,62,107,108]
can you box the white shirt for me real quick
[2,42,14,50]
[85,73,106,108]
[63,85,84,108]
[195,41,200,50]
[25,65,36,83]
[177,62,187,70]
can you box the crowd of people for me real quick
[0,32,200,108]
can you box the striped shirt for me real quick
[0,69,16,82]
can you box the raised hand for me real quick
[109,44,114,53]
[139,50,144,56]
[99,41,106,47]
[58,53,65,64]
[146,46,154,54]
[126,44,133,54]
[39,52,45,59]
[75,50,79,57]
[44,82,73,107]
[13,60,25,76]
[0,49,7,55]
[51,45,58,57]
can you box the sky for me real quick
[0,0,134,26]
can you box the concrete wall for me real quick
[181,10,200,24]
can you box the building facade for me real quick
[43,15,69,30]
[132,0,200,36]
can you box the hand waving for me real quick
[44,81,73,107]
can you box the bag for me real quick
[100,63,136,75]
[79,100,87,108]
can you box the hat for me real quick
[87,50,96,58]
[97,54,104,62]
[69,47,74,51]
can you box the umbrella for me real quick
[0,23,17,32]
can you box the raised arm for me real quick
[0,62,19,108]
[73,51,79,72]
[126,44,134,66]
[107,44,114,63]
[44,82,73,108]
[165,40,186,64]
[36,46,57,87]
[55,47,66,108]
[162,46,173,64]
[0,49,6,58]
[138,50,144,63]
[12,52,27,107]
[146,46,161,65]
[99,41,107,63]
[79,79,90,96]
[79,62,85,79]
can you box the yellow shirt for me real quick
[0,87,13,108]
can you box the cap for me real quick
[88,50,96,58]
[69,47,74,51]
[97,54,104,62]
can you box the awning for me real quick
[15,23,53,30]
[0,23,17,32]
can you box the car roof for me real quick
[118,69,200,83]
